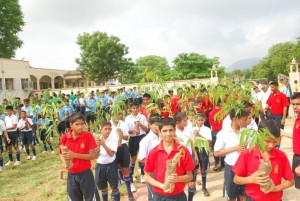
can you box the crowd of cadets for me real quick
[1,81,300,201]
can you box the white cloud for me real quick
[15,0,300,70]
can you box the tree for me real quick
[75,31,130,82]
[251,38,300,80]
[172,53,219,79]
[0,0,25,58]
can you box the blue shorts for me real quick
[95,162,119,190]
[21,131,34,145]
[224,164,245,199]
[5,131,18,147]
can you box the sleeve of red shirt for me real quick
[282,94,290,107]
[58,134,67,154]
[87,133,97,150]
[280,152,294,180]
[144,148,155,173]
[232,150,248,176]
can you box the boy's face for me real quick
[21,112,26,119]
[70,119,84,133]
[236,116,248,129]
[196,117,205,127]
[149,122,159,134]
[101,125,112,137]
[291,98,300,115]
[263,135,277,153]
[177,116,188,128]
[131,105,139,115]
[246,114,252,126]
[160,125,175,142]
[143,97,150,105]
[6,109,13,116]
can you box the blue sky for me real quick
[16,0,300,70]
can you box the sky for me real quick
[15,0,300,70]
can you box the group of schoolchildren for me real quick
[1,81,300,201]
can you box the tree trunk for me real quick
[258,160,272,192]
[163,159,177,192]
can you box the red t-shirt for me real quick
[266,92,289,115]
[170,96,181,114]
[293,116,300,155]
[232,146,294,201]
[59,130,97,173]
[201,97,213,116]
[209,107,223,131]
[144,140,195,196]
[140,105,148,120]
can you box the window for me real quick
[5,78,14,90]
[21,78,29,89]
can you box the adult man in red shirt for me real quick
[264,81,289,148]
[59,113,100,201]
[144,117,194,200]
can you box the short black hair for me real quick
[258,119,280,138]
[229,108,250,120]
[143,93,151,99]
[291,92,300,100]
[69,113,85,123]
[173,112,187,122]
[101,121,112,128]
[5,105,14,111]
[196,113,206,119]
[269,81,279,86]
[130,100,140,107]
[158,117,176,130]
[23,98,30,103]
[149,113,160,124]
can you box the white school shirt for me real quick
[138,130,161,160]
[0,120,6,135]
[192,125,212,141]
[125,113,148,137]
[214,127,240,166]
[260,90,271,109]
[97,137,118,164]
[109,120,129,144]
[176,126,194,154]
[5,114,18,132]
[17,118,33,132]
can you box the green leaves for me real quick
[239,128,274,152]
[75,31,129,82]
[0,0,24,58]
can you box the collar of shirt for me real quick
[252,145,278,159]
[157,139,181,152]
[66,130,84,139]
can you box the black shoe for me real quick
[202,188,210,197]
[128,192,134,201]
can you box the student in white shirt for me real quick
[174,112,199,201]
[125,101,148,186]
[192,113,212,197]
[95,122,120,201]
[17,111,37,160]
[4,105,21,166]
[214,108,249,201]
[110,112,134,200]
[0,119,10,171]
[138,113,161,201]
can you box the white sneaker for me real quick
[130,183,136,192]
[0,166,3,172]
[140,175,145,183]
[5,161,13,166]
[32,156,37,160]
[51,151,54,154]
[14,161,21,166]
[42,150,47,153]
[27,156,31,160]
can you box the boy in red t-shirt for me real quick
[144,117,194,200]
[232,119,294,201]
[59,113,100,201]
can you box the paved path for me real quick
[122,117,298,201]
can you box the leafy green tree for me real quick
[251,38,300,80]
[0,0,24,58]
[117,59,137,84]
[172,53,219,79]
[75,31,130,82]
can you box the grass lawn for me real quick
[0,137,135,201]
